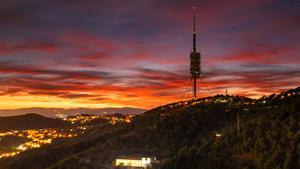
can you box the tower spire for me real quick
[193,6,196,53]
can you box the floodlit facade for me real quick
[115,156,156,168]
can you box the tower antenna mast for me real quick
[189,6,201,99]
[193,6,196,53]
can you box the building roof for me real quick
[116,155,155,160]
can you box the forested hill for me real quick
[0,87,299,169]
[0,113,68,131]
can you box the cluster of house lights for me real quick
[0,129,79,159]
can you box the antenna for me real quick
[193,6,196,53]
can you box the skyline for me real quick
[0,0,299,109]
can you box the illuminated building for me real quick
[115,156,156,168]
[215,133,222,137]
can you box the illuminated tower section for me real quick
[190,7,201,99]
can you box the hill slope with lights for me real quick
[0,87,299,169]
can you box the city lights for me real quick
[0,113,134,159]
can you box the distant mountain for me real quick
[0,107,146,118]
[0,87,298,169]
[0,113,68,131]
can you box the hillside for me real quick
[0,114,69,131]
[0,88,299,169]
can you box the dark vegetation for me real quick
[0,113,69,131]
[0,87,299,169]
[0,136,29,153]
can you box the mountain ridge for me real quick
[0,113,68,131]
[0,107,146,118]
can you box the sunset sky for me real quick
[0,0,299,109]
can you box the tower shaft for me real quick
[193,77,197,99]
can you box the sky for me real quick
[0,0,299,109]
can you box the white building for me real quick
[115,156,156,168]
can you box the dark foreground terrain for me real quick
[0,87,299,169]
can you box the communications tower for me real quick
[190,7,201,99]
